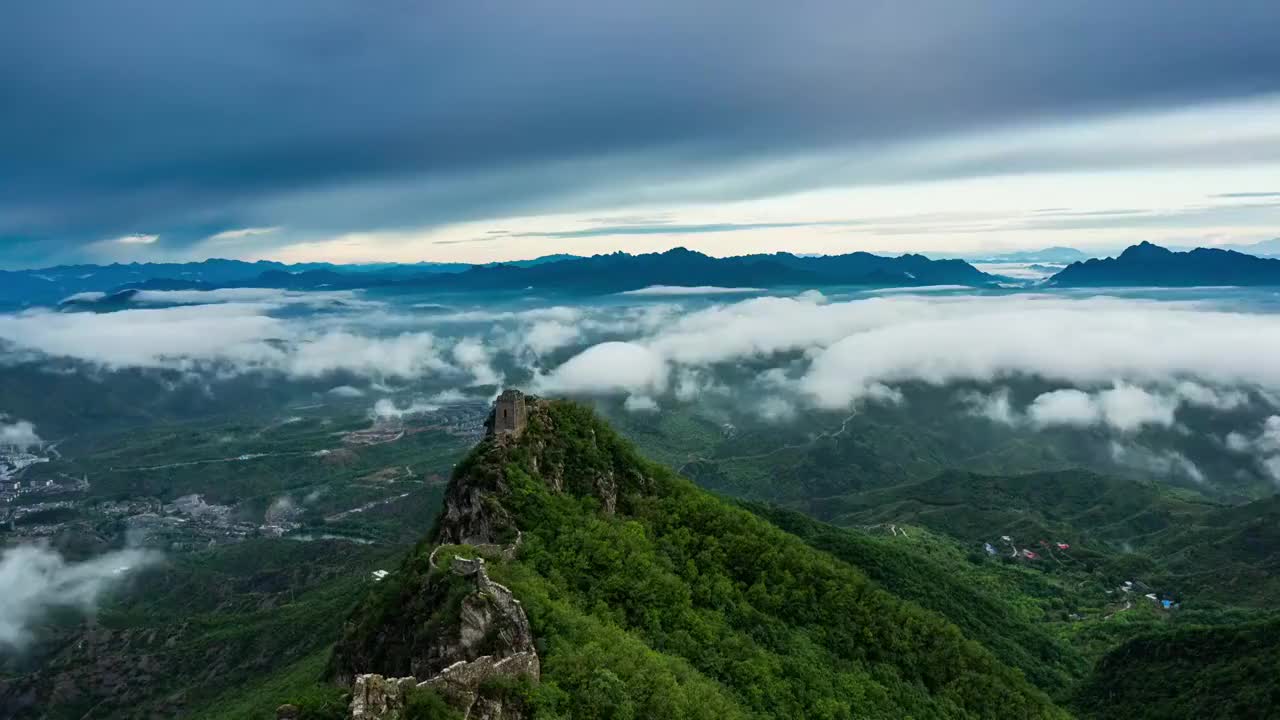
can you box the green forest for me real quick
[224,399,1276,719]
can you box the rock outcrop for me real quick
[346,555,538,720]
[434,391,536,546]
[348,675,417,720]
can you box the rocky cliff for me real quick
[326,390,633,720]
[334,548,538,719]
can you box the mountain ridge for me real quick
[1050,241,1280,287]
[9,249,996,308]
[318,391,1067,719]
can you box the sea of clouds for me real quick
[4,285,1280,484]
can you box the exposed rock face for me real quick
[451,557,535,659]
[593,468,618,516]
[342,551,538,719]
[351,651,536,720]
[349,674,417,720]
[434,474,515,547]
[419,651,539,718]
[407,556,535,678]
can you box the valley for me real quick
[8,6,1280,716]
[5,389,1275,719]
[2,278,1279,719]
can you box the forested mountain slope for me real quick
[314,394,1068,719]
[1073,617,1280,720]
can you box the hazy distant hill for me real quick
[0,255,583,308]
[1050,242,1280,287]
[1208,237,1280,257]
[17,248,996,307]
[967,247,1096,264]
[413,247,994,293]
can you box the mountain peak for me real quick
[660,246,702,257]
[1118,240,1172,259]
[1052,241,1280,287]
[319,396,1069,720]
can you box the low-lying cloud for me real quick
[7,288,1280,479]
[538,341,668,396]
[799,295,1280,408]
[371,390,470,421]
[1110,442,1206,485]
[1030,385,1179,432]
[0,304,457,382]
[966,381,1252,434]
[0,544,160,652]
[618,285,765,296]
[1225,415,1280,485]
[0,416,42,449]
[531,294,1280,418]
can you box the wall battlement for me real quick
[487,389,528,438]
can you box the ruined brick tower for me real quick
[487,389,528,438]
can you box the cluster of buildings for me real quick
[116,493,305,549]
[0,447,52,484]
[357,401,490,444]
[984,534,1071,562]
[1115,579,1180,611]
[1,471,88,507]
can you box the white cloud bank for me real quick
[1028,385,1179,432]
[534,293,1280,416]
[7,288,1280,444]
[0,544,160,651]
[451,337,502,386]
[537,341,668,396]
[60,287,372,309]
[863,284,971,294]
[0,417,42,449]
[1225,415,1280,486]
[798,295,1280,408]
[129,288,372,308]
[0,305,458,382]
[967,381,1253,434]
[371,390,471,420]
[618,285,765,296]
[1110,442,1206,485]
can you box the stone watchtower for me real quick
[487,389,528,438]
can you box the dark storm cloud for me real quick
[2,0,1280,264]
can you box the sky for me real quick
[3,1,1280,269]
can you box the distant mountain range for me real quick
[0,255,587,307]
[1211,237,1280,257]
[965,246,1097,264]
[968,238,1280,266]
[1049,241,1280,287]
[3,248,996,308]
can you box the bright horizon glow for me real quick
[178,96,1280,267]
[9,96,1280,270]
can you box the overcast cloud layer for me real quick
[3,2,1280,266]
